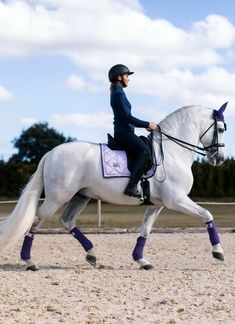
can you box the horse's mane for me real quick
[160,105,199,123]
[159,105,212,130]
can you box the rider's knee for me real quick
[142,149,151,160]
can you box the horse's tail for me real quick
[0,153,47,248]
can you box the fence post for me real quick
[97,199,102,227]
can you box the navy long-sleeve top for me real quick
[110,84,149,134]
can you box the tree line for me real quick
[0,122,234,198]
[0,123,74,198]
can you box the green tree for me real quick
[222,158,235,196]
[11,122,75,164]
[191,158,235,198]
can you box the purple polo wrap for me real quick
[20,232,35,260]
[206,220,220,245]
[70,227,93,252]
[132,236,147,261]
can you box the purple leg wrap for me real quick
[20,232,35,260]
[70,227,93,252]
[132,236,147,261]
[206,220,220,245]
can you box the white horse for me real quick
[0,103,227,270]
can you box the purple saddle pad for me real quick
[100,144,155,178]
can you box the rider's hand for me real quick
[146,122,157,132]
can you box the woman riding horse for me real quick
[109,64,157,198]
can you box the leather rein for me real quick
[155,114,226,158]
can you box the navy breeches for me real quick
[114,131,151,159]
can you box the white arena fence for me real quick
[0,199,234,228]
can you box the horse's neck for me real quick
[159,106,211,145]
[154,106,213,164]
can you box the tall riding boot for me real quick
[124,152,149,198]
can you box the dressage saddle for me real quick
[107,133,153,174]
[107,133,154,205]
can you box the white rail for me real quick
[0,199,234,228]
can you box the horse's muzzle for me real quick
[208,153,225,166]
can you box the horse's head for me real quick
[200,102,227,166]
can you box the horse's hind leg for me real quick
[60,194,96,267]
[20,231,38,271]
[20,199,65,271]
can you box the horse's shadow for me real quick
[0,263,24,271]
[0,262,146,271]
[0,263,76,271]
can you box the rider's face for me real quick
[118,74,129,87]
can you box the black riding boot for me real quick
[124,152,149,198]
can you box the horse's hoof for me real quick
[24,259,39,271]
[212,251,224,261]
[140,264,154,270]
[136,258,154,270]
[86,254,96,267]
[26,264,39,271]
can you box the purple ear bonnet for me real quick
[213,102,227,122]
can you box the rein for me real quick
[149,128,167,183]
[156,126,208,157]
[155,117,225,158]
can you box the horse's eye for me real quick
[218,128,224,133]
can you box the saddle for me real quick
[100,134,156,205]
[107,133,154,174]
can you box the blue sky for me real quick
[0,0,235,160]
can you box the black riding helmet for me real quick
[108,64,134,83]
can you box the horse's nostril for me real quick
[216,156,225,165]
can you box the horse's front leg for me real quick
[166,193,224,261]
[132,206,164,270]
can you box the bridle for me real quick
[155,111,226,158]
[199,116,226,158]
[150,107,226,183]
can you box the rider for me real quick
[109,64,157,198]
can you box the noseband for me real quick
[199,117,226,157]
[156,111,226,158]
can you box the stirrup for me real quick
[140,189,145,202]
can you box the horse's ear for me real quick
[213,101,228,121]
[218,101,228,114]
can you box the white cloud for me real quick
[0,85,14,101]
[0,0,235,113]
[64,74,87,90]
[63,74,106,92]
[20,117,38,126]
[0,1,234,70]
[130,67,235,112]
[193,15,235,48]
[51,112,113,131]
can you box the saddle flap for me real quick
[100,143,130,177]
[100,143,156,179]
